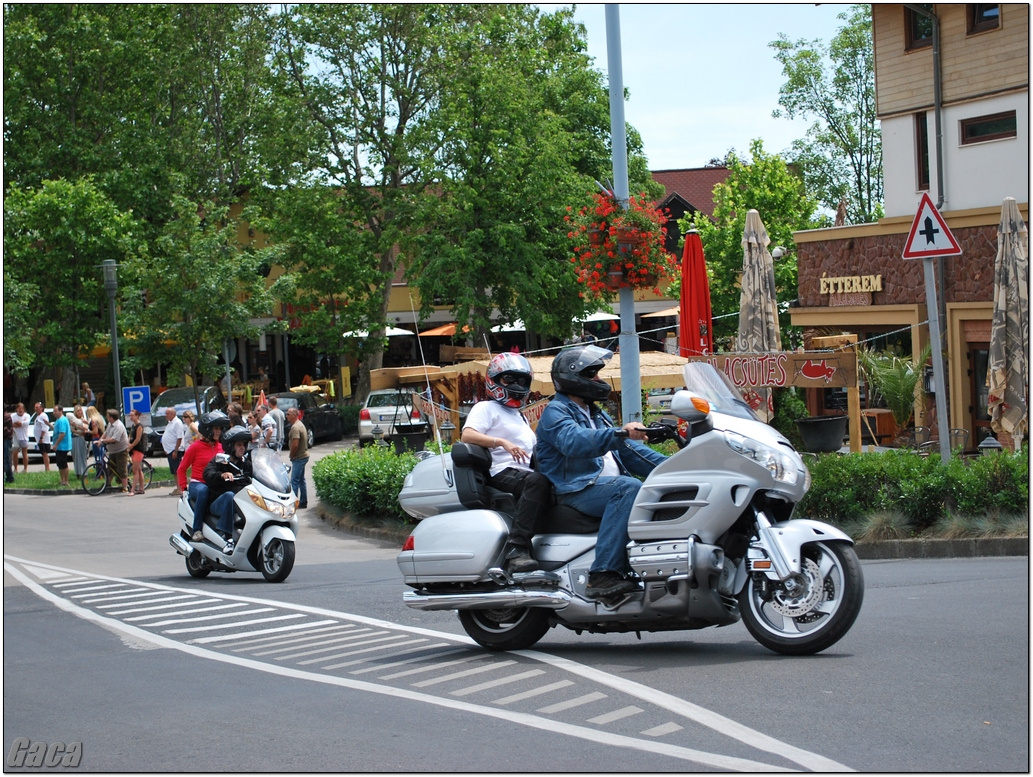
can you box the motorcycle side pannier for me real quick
[398,509,508,585]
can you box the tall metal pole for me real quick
[101,260,122,415]
[923,256,951,463]
[605,5,641,423]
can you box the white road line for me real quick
[139,608,276,627]
[251,630,375,657]
[79,590,161,604]
[377,654,488,680]
[165,613,307,634]
[102,596,200,613]
[295,635,414,664]
[642,722,683,737]
[450,669,546,697]
[411,660,517,688]
[493,680,575,706]
[230,626,358,652]
[537,692,608,714]
[345,646,467,674]
[587,706,644,725]
[4,555,855,772]
[191,620,339,644]
[321,639,442,670]
[66,584,130,595]
[125,603,249,621]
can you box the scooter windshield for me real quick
[249,448,291,492]
[681,362,759,421]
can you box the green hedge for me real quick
[338,404,360,434]
[797,448,1028,531]
[312,446,418,521]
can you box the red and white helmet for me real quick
[485,353,533,408]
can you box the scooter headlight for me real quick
[723,431,799,486]
[246,487,295,519]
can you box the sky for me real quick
[541,3,852,170]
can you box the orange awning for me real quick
[419,323,472,337]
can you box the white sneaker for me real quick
[190,531,204,542]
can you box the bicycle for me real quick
[81,443,153,496]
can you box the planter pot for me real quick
[606,264,624,290]
[587,228,605,246]
[795,415,847,454]
[391,423,428,454]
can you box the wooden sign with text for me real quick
[687,352,857,389]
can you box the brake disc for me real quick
[770,557,824,618]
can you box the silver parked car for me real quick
[358,389,424,447]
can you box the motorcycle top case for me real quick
[397,509,508,585]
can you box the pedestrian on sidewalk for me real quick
[3,410,14,483]
[11,402,31,474]
[70,405,89,477]
[161,407,185,495]
[52,405,73,487]
[33,402,53,473]
[99,409,130,494]
[127,408,147,495]
[287,406,309,509]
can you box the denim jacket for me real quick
[535,393,667,495]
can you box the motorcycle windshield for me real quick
[681,362,759,421]
[249,448,291,492]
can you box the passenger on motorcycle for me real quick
[535,345,667,599]
[180,411,230,543]
[203,425,253,555]
[460,353,552,574]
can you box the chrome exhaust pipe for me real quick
[169,534,193,556]
[403,587,572,612]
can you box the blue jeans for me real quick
[556,475,642,575]
[188,481,210,533]
[290,457,308,504]
[210,490,236,537]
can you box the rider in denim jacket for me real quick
[535,345,667,599]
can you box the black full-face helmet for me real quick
[485,352,533,408]
[550,345,614,402]
[221,425,251,455]
[198,410,230,441]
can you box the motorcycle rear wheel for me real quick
[458,607,550,651]
[739,541,863,656]
[260,538,295,583]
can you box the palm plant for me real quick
[857,345,932,428]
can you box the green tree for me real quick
[119,195,285,410]
[680,140,820,348]
[3,178,139,404]
[770,4,882,223]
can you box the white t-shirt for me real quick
[34,412,52,446]
[162,415,186,455]
[11,411,31,443]
[464,401,536,477]
[573,403,620,478]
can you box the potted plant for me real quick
[857,345,931,446]
[565,191,676,296]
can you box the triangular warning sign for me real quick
[902,192,962,259]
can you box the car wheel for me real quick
[307,424,315,448]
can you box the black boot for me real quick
[585,571,638,599]
[503,544,539,573]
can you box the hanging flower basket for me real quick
[565,191,676,297]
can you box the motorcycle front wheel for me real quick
[739,541,863,656]
[458,607,550,651]
[260,538,295,583]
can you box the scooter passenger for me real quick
[535,345,667,599]
[204,425,253,555]
[180,411,230,543]
[460,353,552,574]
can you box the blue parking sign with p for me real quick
[124,386,152,425]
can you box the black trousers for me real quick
[487,468,552,549]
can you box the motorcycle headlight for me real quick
[246,487,295,519]
[723,431,799,486]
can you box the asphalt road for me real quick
[3,465,1029,772]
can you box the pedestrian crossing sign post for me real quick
[902,192,963,260]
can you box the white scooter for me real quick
[397,361,864,654]
[169,447,299,583]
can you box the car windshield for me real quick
[681,362,758,421]
[275,397,299,411]
[153,389,206,416]
[249,448,290,492]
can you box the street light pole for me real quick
[101,260,122,414]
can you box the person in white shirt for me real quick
[161,407,186,495]
[267,397,286,452]
[460,353,551,574]
[33,401,53,472]
[10,402,31,474]
[256,404,278,449]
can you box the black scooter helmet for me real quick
[221,425,251,453]
[551,345,614,402]
[198,410,230,441]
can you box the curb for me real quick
[4,479,176,497]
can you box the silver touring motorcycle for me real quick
[397,362,863,654]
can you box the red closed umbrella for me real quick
[679,230,713,357]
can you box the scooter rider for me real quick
[203,425,253,555]
[534,345,667,599]
[180,411,230,543]
[460,352,552,574]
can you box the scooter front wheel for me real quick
[739,540,863,656]
[260,538,295,583]
[458,607,550,651]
